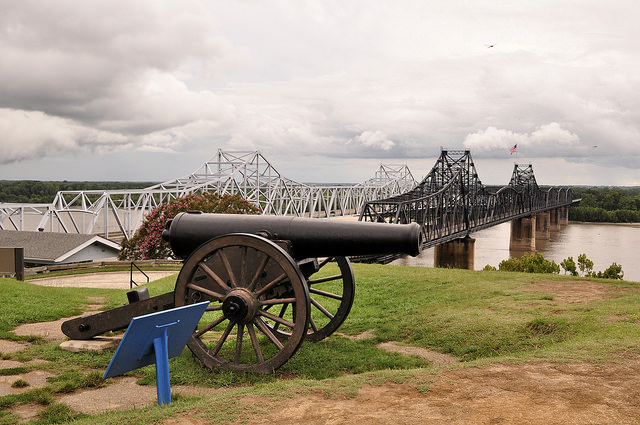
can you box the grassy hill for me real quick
[1,264,639,423]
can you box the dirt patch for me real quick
[12,302,105,342]
[58,376,158,414]
[0,339,28,354]
[339,330,377,340]
[377,342,458,366]
[10,403,41,422]
[517,280,632,303]
[338,331,458,366]
[0,370,56,396]
[56,377,225,415]
[238,360,640,425]
[13,318,74,342]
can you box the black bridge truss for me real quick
[359,149,576,249]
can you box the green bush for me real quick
[560,256,578,276]
[577,253,594,276]
[119,193,259,260]
[498,252,560,274]
[596,262,624,280]
[495,252,625,281]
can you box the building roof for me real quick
[0,230,121,263]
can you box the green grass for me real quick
[0,280,117,341]
[2,265,640,423]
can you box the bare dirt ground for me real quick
[3,276,640,423]
[235,359,640,425]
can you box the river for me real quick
[391,222,640,283]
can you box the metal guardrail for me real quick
[130,261,150,289]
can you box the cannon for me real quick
[62,212,421,373]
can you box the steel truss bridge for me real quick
[0,150,417,240]
[359,149,576,248]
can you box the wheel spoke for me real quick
[187,282,225,301]
[310,296,335,319]
[272,303,288,333]
[307,274,343,285]
[198,261,231,292]
[254,318,284,350]
[240,246,248,286]
[211,321,235,356]
[254,272,288,297]
[309,287,343,301]
[247,253,270,291]
[309,316,319,332]
[247,323,264,363]
[218,249,238,288]
[258,309,296,329]
[205,304,223,311]
[194,315,226,338]
[260,297,296,306]
[235,323,245,364]
[175,233,310,373]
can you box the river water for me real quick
[391,222,640,283]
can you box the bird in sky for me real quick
[486,44,495,48]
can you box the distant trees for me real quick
[0,181,158,203]
[570,187,640,223]
[119,193,259,260]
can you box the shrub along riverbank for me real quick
[1,264,639,424]
[484,252,624,280]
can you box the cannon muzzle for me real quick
[163,212,421,260]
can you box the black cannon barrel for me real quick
[162,212,422,260]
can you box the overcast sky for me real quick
[1,1,639,186]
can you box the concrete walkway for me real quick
[28,271,178,289]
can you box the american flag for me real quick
[510,144,517,155]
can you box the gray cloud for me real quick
[0,0,639,185]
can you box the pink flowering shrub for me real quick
[119,193,259,260]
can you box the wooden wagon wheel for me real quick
[269,256,355,342]
[174,234,310,373]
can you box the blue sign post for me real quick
[103,301,209,405]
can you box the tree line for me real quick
[569,187,640,223]
[0,180,158,203]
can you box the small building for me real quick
[0,230,121,266]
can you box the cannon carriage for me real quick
[62,212,421,373]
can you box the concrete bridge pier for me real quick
[548,207,569,232]
[535,212,550,241]
[434,236,475,270]
[510,216,536,252]
[549,208,561,232]
[534,211,550,250]
[559,206,569,226]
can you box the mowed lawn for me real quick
[1,263,639,424]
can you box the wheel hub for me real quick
[222,289,257,323]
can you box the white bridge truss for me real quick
[0,150,417,240]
